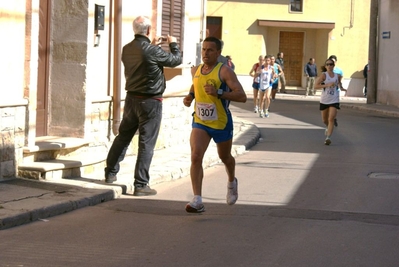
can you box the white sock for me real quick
[228,179,236,188]
[193,195,202,203]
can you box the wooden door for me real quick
[36,0,50,136]
[279,31,304,86]
[206,16,222,39]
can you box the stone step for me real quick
[18,153,106,180]
[23,136,90,153]
[19,136,107,180]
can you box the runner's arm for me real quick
[219,65,247,103]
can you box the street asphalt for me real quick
[1,92,399,230]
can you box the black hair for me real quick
[204,37,222,51]
[328,55,337,61]
[220,39,224,49]
[321,58,335,72]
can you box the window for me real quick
[290,0,303,12]
[206,17,222,39]
[161,0,185,54]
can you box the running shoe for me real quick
[185,198,205,213]
[105,173,117,184]
[226,178,238,205]
[133,185,157,196]
[259,111,264,118]
[254,106,258,113]
[265,109,269,118]
[325,137,331,145]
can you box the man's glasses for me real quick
[326,63,335,66]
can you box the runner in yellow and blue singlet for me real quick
[192,62,233,142]
[182,37,247,213]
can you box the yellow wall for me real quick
[207,0,371,81]
[0,1,27,103]
[84,0,201,100]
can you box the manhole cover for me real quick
[368,172,399,179]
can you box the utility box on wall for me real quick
[94,4,105,31]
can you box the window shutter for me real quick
[161,0,184,55]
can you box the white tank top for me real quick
[320,72,339,104]
[259,65,273,90]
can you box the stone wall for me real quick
[48,0,89,138]
[90,95,193,157]
[0,95,192,180]
[89,72,193,156]
[0,105,27,179]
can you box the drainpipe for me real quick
[341,0,354,36]
[112,0,122,135]
[200,0,206,42]
[367,0,378,104]
[196,0,206,66]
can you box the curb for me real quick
[232,118,261,150]
[0,187,114,230]
[340,103,399,118]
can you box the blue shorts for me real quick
[192,113,233,143]
[272,83,278,90]
[252,82,260,90]
[260,86,271,92]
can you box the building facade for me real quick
[206,0,371,96]
[375,0,399,106]
[0,0,204,179]
[2,0,397,180]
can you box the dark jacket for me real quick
[304,63,318,77]
[275,57,284,70]
[363,64,368,78]
[122,34,182,97]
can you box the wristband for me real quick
[189,92,195,99]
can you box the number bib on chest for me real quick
[327,88,336,95]
[196,102,218,121]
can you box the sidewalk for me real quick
[1,93,399,230]
[0,114,260,230]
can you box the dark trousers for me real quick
[105,94,162,187]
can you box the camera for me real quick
[160,37,167,41]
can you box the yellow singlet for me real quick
[193,62,228,130]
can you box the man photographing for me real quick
[104,16,182,196]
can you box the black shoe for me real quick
[334,118,338,127]
[133,185,157,196]
[105,174,117,183]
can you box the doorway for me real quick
[36,0,50,136]
[206,16,222,39]
[279,31,304,86]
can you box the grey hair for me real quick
[133,16,151,35]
